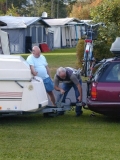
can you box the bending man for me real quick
[54,67,83,116]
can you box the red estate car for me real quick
[86,37,120,116]
[87,57,120,116]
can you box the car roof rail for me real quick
[114,56,120,61]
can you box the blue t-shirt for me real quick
[26,54,49,80]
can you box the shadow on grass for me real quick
[0,109,120,127]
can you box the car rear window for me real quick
[99,62,120,82]
[93,62,110,81]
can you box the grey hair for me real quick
[56,67,66,76]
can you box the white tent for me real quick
[44,18,82,48]
[0,26,10,55]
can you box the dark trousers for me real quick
[59,80,83,116]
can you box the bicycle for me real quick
[81,22,102,77]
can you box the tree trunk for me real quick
[51,0,54,18]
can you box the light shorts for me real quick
[43,77,54,92]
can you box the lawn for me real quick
[1,48,120,160]
[43,49,78,78]
[0,112,120,160]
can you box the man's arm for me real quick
[45,66,52,78]
[26,55,37,76]
[54,75,65,94]
[77,83,82,102]
[70,74,82,102]
[54,85,65,94]
[30,65,38,76]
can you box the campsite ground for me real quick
[1,48,120,160]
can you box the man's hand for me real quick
[33,71,38,76]
[77,95,82,102]
[60,89,65,94]
[30,66,38,76]
[54,85,65,94]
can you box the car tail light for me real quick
[91,82,97,100]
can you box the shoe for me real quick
[76,111,83,117]
[57,111,64,116]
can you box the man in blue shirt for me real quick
[26,46,55,106]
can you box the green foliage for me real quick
[67,0,77,16]
[0,0,6,15]
[78,5,91,19]
[0,0,5,2]
[93,39,113,60]
[7,0,26,9]
[0,0,68,17]
[70,0,120,62]
[6,4,19,16]
[0,10,4,15]
[69,0,103,19]
[90,0,120,59]
[17,0,67,17]
[76,39,84,68]
[91,0,120,26]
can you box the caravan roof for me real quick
[0,16,50,29]
[44,18,81,26]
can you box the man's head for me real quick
[32,46,41,58]
[57,67,66,79]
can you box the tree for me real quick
[66,0,77,16]
[70,3,91,19]
[6,4,19,16]
[0,0,27,15]
[7,0,27,9]
[90,0,120,59]
[0,0,6,15]
[69,0,102,19]
[55,0,68,18]
[16,0,67,18]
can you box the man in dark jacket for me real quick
[54,67,83,116]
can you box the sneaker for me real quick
[76,111,83,117]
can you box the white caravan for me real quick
[0,55,48,116]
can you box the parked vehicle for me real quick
[86,37,120,116]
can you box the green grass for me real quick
[0,110,120,160]
[44,53,77,78]
[49,48,77,53]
